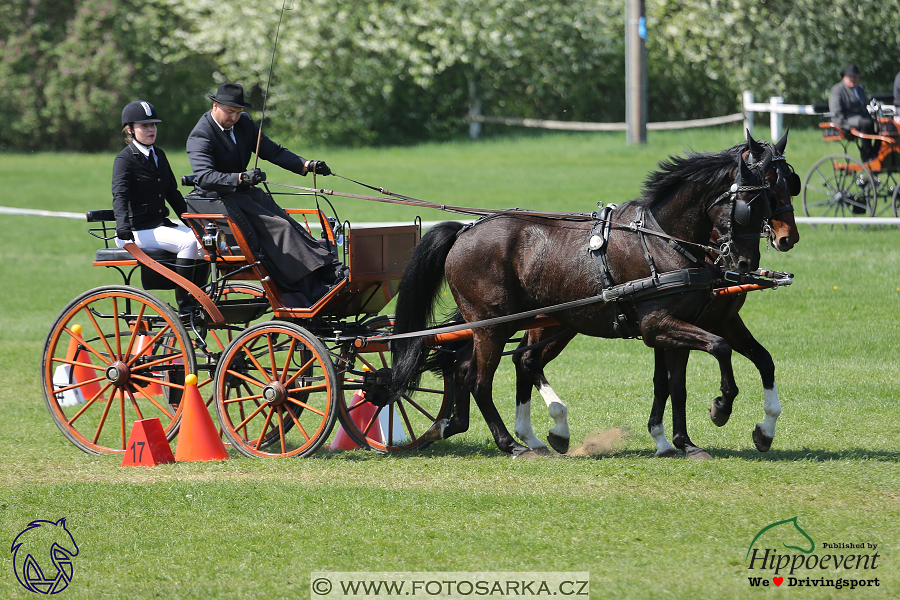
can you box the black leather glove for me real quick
[240,168,266,186]
[308,160,331,176]
[163,218,177,227]
[116,228,134,241]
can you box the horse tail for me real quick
[388,221,465,399]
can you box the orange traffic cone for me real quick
[174,374,229,461]
[65,324,102,401]
[121,418,175,466]
[329,389,383,450]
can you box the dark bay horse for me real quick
[380,146,776,456]
[511,133,801,459]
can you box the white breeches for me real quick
[116,225,203,259]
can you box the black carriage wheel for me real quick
[214,321,338,458]
[41,285,196,455]
[869,170,899,222]
[802,154,876,229]
[893,183,900,229]
[337,315,453,453]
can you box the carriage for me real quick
[40,182,464,458]
[42,142,796,461]
[802,96,900,226]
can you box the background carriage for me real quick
[802,94,900,226]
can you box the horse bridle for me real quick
[708,161,774,267]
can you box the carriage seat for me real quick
[94,247,176,263]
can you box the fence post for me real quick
[742,91,754,138]
[468,78,482,141]
[770,96,784,141]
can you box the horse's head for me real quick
[747,130,801,252]
[707,149,774,274]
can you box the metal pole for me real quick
[625,0,647,144]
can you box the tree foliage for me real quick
[1,0,899,150]
[0,0,215,151]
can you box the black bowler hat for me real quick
[207,82,253,108]
[844,65,861,77]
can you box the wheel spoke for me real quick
[285,397,326,417]
[253,408,276,451]
[123,305,147,359]
[127,389,145,421]
[240,341,273,384]
[131,383,176,420]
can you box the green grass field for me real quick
[1,127,898,599]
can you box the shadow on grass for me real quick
[320,443,900,463]
[696,447,900,463]
[319,439,504,461]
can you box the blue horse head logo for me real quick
[11,518,79,594]
[747,516,815,559]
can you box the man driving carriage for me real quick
[829,64,880,162]
[186,82,345,306]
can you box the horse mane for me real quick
[639,142,746,208]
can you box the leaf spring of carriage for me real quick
[41,141,798,460]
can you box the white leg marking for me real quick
[514,400,547,449]
[537,381,570,441]
[756,385,782,439]
[649,423,677,455]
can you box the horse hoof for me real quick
[511,445,537,459]
[547,432,570,454]
[752,425,773,452]
[424,419,448,442]
[655,448,679,458]
[708,397,732,427]
[685,447,713,460]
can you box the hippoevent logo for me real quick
[745,517,880,590]
[11,518,79,595]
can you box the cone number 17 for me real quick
[130,441,146,462]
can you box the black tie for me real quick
[147,148,158,171]
[224,128,236,144]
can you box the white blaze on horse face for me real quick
[537,381,570,442]
[756,385,782,439]
[649,422,677,456]
[514,400,547,449]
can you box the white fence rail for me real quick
[469,91,899,143]
[742,91,898,141]
[5,206,898,228]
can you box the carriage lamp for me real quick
[202,223,226,254]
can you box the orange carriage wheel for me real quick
[213,321,338,458]
[802,154,876,229]
[41,286,196,455]
[337,315,453,453]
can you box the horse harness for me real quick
[587,175,774,338]
[588,203,714,338]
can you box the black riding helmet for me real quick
[121,100,162,127]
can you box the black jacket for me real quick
[111,143,186,233]
[186,111,307,194]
